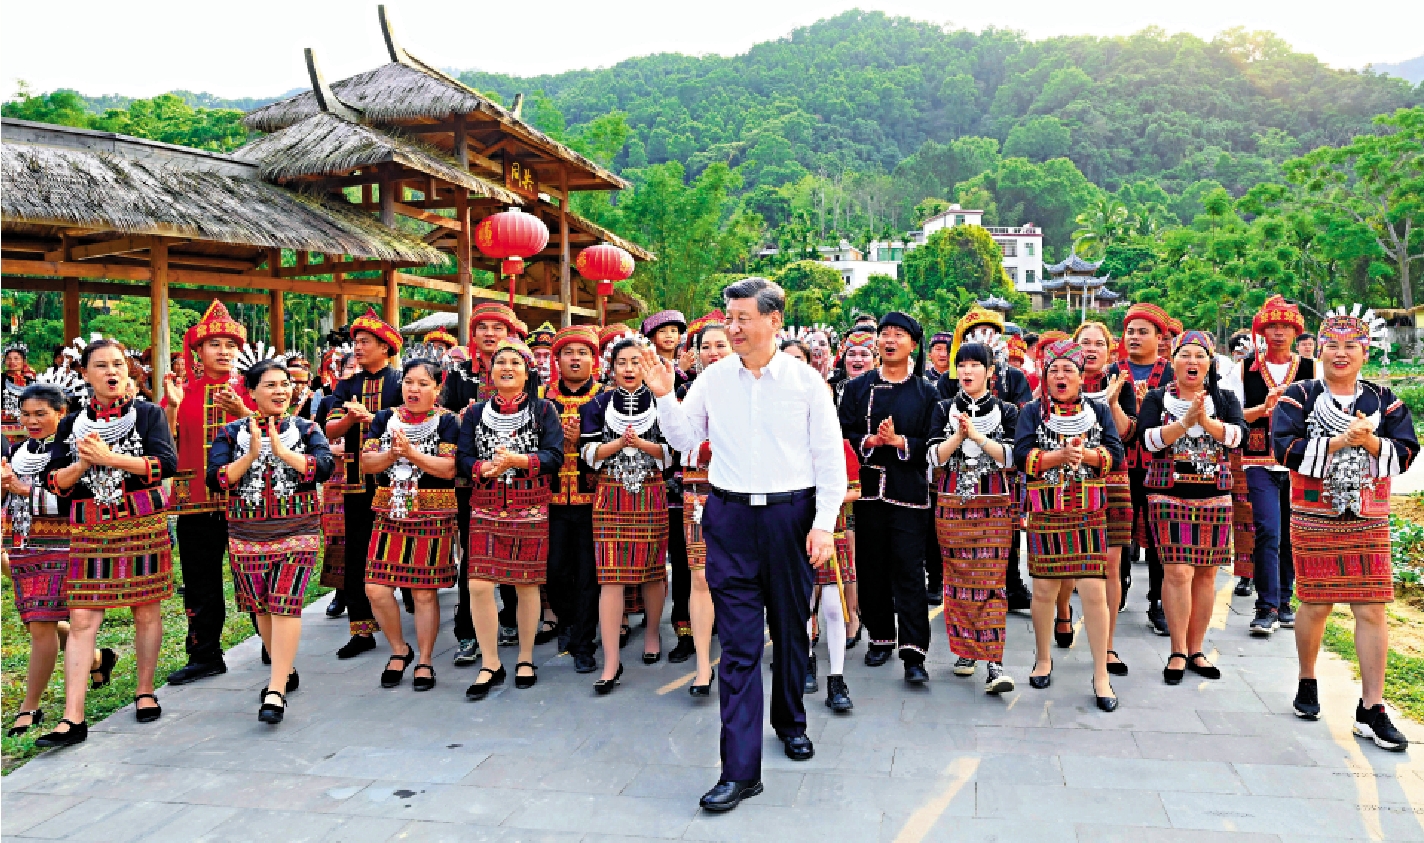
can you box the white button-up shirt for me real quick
[655,349,847,533]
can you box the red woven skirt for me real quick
[1026,508,1106,580]
[1292,512,1392,604]
[817,501,857,587]
[1230,454,1255,577]
[9,547,70,623]
[1105,470,1133,548]
[319,479,347,589]
[936,499,1011,662]
[594,479,668,586]
[468,479,551,585]
[66,513,173,609]
[1148,493,1234,568]
[230,533,320,617]
[366,512,458,589]
[683,475,710,573]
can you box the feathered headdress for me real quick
[948,306,1006,377]
[1318,304,1387,349]
[235,341,281,376]
[34,365,84,397]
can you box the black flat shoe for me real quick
[1028,660,1052,690]
[258,688,286,724]
[618,624,630,649]
[642,650,662,665]
[668,635,696,664]
[594,663,624,695]
[1164,652,1187,686]
[1095,679,1119,712]
[845,627,862,650]
[381,645,415,688]
[804,651,819,694]
[514,662,538,689]
[8,709,43,737]
[1187,652,1221,680]
[325,592,346,618]
[412,664,436,692]
[166,659,226,686]
[90,648,117,688]
[336,634,376,659]
[573,653,598,674]
[286,669,300,693]
[1106,650,1129,676]
[34,718,87,748]
[700,779,762,813]
[1054,609,1075,648]
[904,663,929,685]
[134,693,162,723]
[466,665,506,699]
[781,733,814,761]
[864,648,892,667]
[261,645,271,666]
[690,668,716,697]
[534,620,559,646]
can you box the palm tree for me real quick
[1072,197,1135,257]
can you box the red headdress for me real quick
[350,307,403,356]
[183,299,247,383]
[1250,295,1306,370]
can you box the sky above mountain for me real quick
[4,0,1421,100]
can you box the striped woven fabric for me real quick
[319,479,347,588]
[818,501,857,586]
[1148,494,1234,567]
[1230,453,1255,577]
[594,479,668,585]
[468,479,551,585]
[1292,513,1393,604]
[1105,470,1133,548]
[1026,508,1107,579]
[936,501,1011,662]
[366,513,458,589]
[230,533,320,617]
[9,549,70,622]
[66,513,173,608]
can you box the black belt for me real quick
[709,486,815,507]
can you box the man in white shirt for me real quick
[642,278,847,814]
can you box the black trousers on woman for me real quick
[342,489,379,635]
[853,500,931,664]
[667,508,691,640]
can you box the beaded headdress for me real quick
[1173,329,1216,357]
[1040,338,1086,371]
[1318,304,1386,348]
[351,307,403,355]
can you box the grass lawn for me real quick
[1,536,332,774]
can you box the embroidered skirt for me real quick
[366,512,458,589]
[319,479,347,589]
[1148,493,1234,567]
[1025,508,1106,579]
[1230,454,1255,578]
[818,501,857,587]
[468,480,551,585]
[1292,512,1392,604]
[594,479,668,586]
[1105,470,1133,548]
[936,499,1012,662]
[66,513,174,608]
[9,547,70,623]
[230,532,320,617]
[683,474,710,573]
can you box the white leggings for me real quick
[810,584,847,676]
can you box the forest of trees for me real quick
[3,11,1422,346]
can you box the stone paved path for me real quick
[4,564,1423,842]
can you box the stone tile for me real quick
[19,797,194,842]
[796,769,977,816]
[306,745,489,784]
[975,784,1171,827]
[682,802,883,842]
[1046,703,1210,733]
[621,764,804,806]
[132,737,339,775]
[1233,761,1424,805]
[1073,825,1283,842]
[386,822,582,843]
[178,769,373,812]
[890,747,1064,783]
[880,815,1079,843]
[11,761,223,801]
[0,793,85,836]
[1058,756,1246,793]
[321,782,528,825]
[1133,732,1314,765]
[191,809,404,842]
[458,754,641,794]
[973,726,1144,759]
[503,793,698,838]
[1162,790,1424,840]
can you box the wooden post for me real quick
[62,277,80,341]
[150,238,171,388]
[454,119,474,346]
[268,248,285,353]
[379,171,400,330]
[332,255,349,328]
[559,164,572,329]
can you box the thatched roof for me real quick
[232,112,523,204]
[244,61,629,191]
[2,121,445,263]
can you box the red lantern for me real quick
[475,208,550,305]
[576,243,635,297]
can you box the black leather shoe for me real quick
[286,669,300,693]
[514,662,538,689]
[325,592,346,618]
[826,674,853,713]
[89,648,118,688]
[7,710,44,737]
[261,645,271,665]
[904,663,929,685]
[557,627,573,654]
[668,635,696,664]
[1094,679,1119,712]
[699,779,763,812]
[573,653,598,674]
[1234,576,1254,597]
[690,668,716,697]
[1054,608,1075,648]
[1164,652,1187,686]
[166,660,227,686]
[34,718,87,748]
[804,651,819,694]
[782,734,814,761]
[845,627,862,650]
[1029,660,1052,689]
[534,621,559,646]
[594,663,624,695]
[864,648,892,667]
[412,664,437,692]
[336,634,377,659]
[1006,589,1032,613]
[1147,601,1170,637]
[134,693,162,723]
[258,688,286,724]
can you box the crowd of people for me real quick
[0,282,1418,812]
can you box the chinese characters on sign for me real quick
[505,158,539,199]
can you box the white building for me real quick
[892,205,1046,294]
[817,239,900,291]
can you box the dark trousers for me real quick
[546,505,599,656]
[703,491,814,783]
[1128,469,1164,603]
[924,492,942,595]
[1247,468,1296,610]
[343,489,378,635]
[175,512,229,664]
[667,506,691,638]
[454,486,474,640]
[853,500,931,664]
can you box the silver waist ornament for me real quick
[1307,387,1379,515]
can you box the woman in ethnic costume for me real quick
[2,384,115,738]
[360,359,461,693]
[457,339,564,699]
[1138,330,1246,685]
[37,339,178,747]
[1013,339,1124,712]
[208,360,335,723]
[1072,322,1135,675]
[581,336,674,693]
[1275,306,1418,751]
[4,342,37,445]
[317,351,358,619]
[929,342,1019,695]
[680,318,732,697]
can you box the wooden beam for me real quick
[392,201,462,231]
[392,272,464,296]
[151,239,171,388]
[46,235,153,262]
[275,258,387,278]
[168,254,261,272]
[268,248,285,353]
[63,277,80,341]
[559,164,572,329]
[4,277,272,305]
[454,164,473,346]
